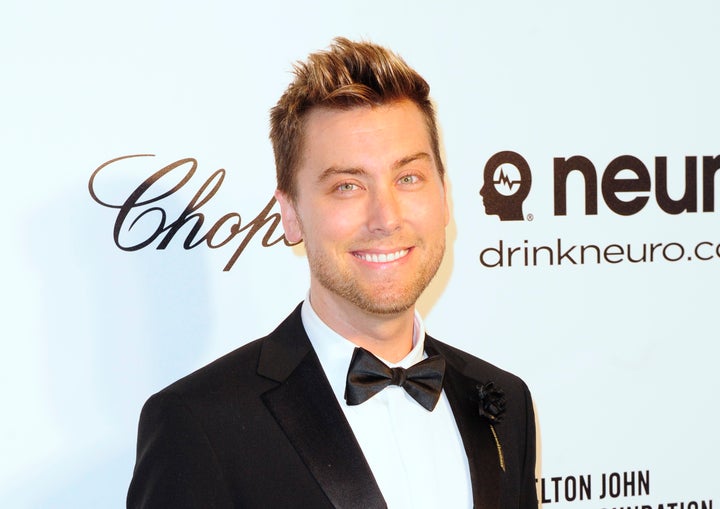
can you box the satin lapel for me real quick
[258,308,386,509]
[426,339,501,509]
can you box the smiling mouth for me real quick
[353,249,410,263]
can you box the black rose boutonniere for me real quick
[476,381,506,471]
[476,381,506,423]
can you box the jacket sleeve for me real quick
[127,391,234,509]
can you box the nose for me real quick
[366,185,401,234]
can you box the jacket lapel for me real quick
[426,337,501,509]
[257,306,387,509]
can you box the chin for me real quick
[346,286,422,315]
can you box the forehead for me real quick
[299,100,433,171]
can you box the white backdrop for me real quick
[2,1,718,507]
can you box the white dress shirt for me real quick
[301,299,473,509]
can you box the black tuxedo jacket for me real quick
[128,304,537,508]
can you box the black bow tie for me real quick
[344,347,446,411]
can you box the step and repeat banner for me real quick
[2,1,717,507]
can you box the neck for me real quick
[309,288,416,363]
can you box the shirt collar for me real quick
[301,298,427,403]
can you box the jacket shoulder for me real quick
[154,303,307,402]
[426,335,532,396]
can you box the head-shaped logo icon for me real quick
[480,151,532,221]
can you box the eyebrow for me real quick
[317,152,433,183]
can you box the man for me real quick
[128,37,537,508]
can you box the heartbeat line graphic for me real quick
[492,167,522,191]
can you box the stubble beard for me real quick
[306,238,446,315]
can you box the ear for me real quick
[442,177,450,227]
[274,189,303,243]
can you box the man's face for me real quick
[276,99,449,316]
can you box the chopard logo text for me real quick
[88,154,294,271]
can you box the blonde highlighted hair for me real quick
[270,37,444,199]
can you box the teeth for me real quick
[355,249,409,263]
